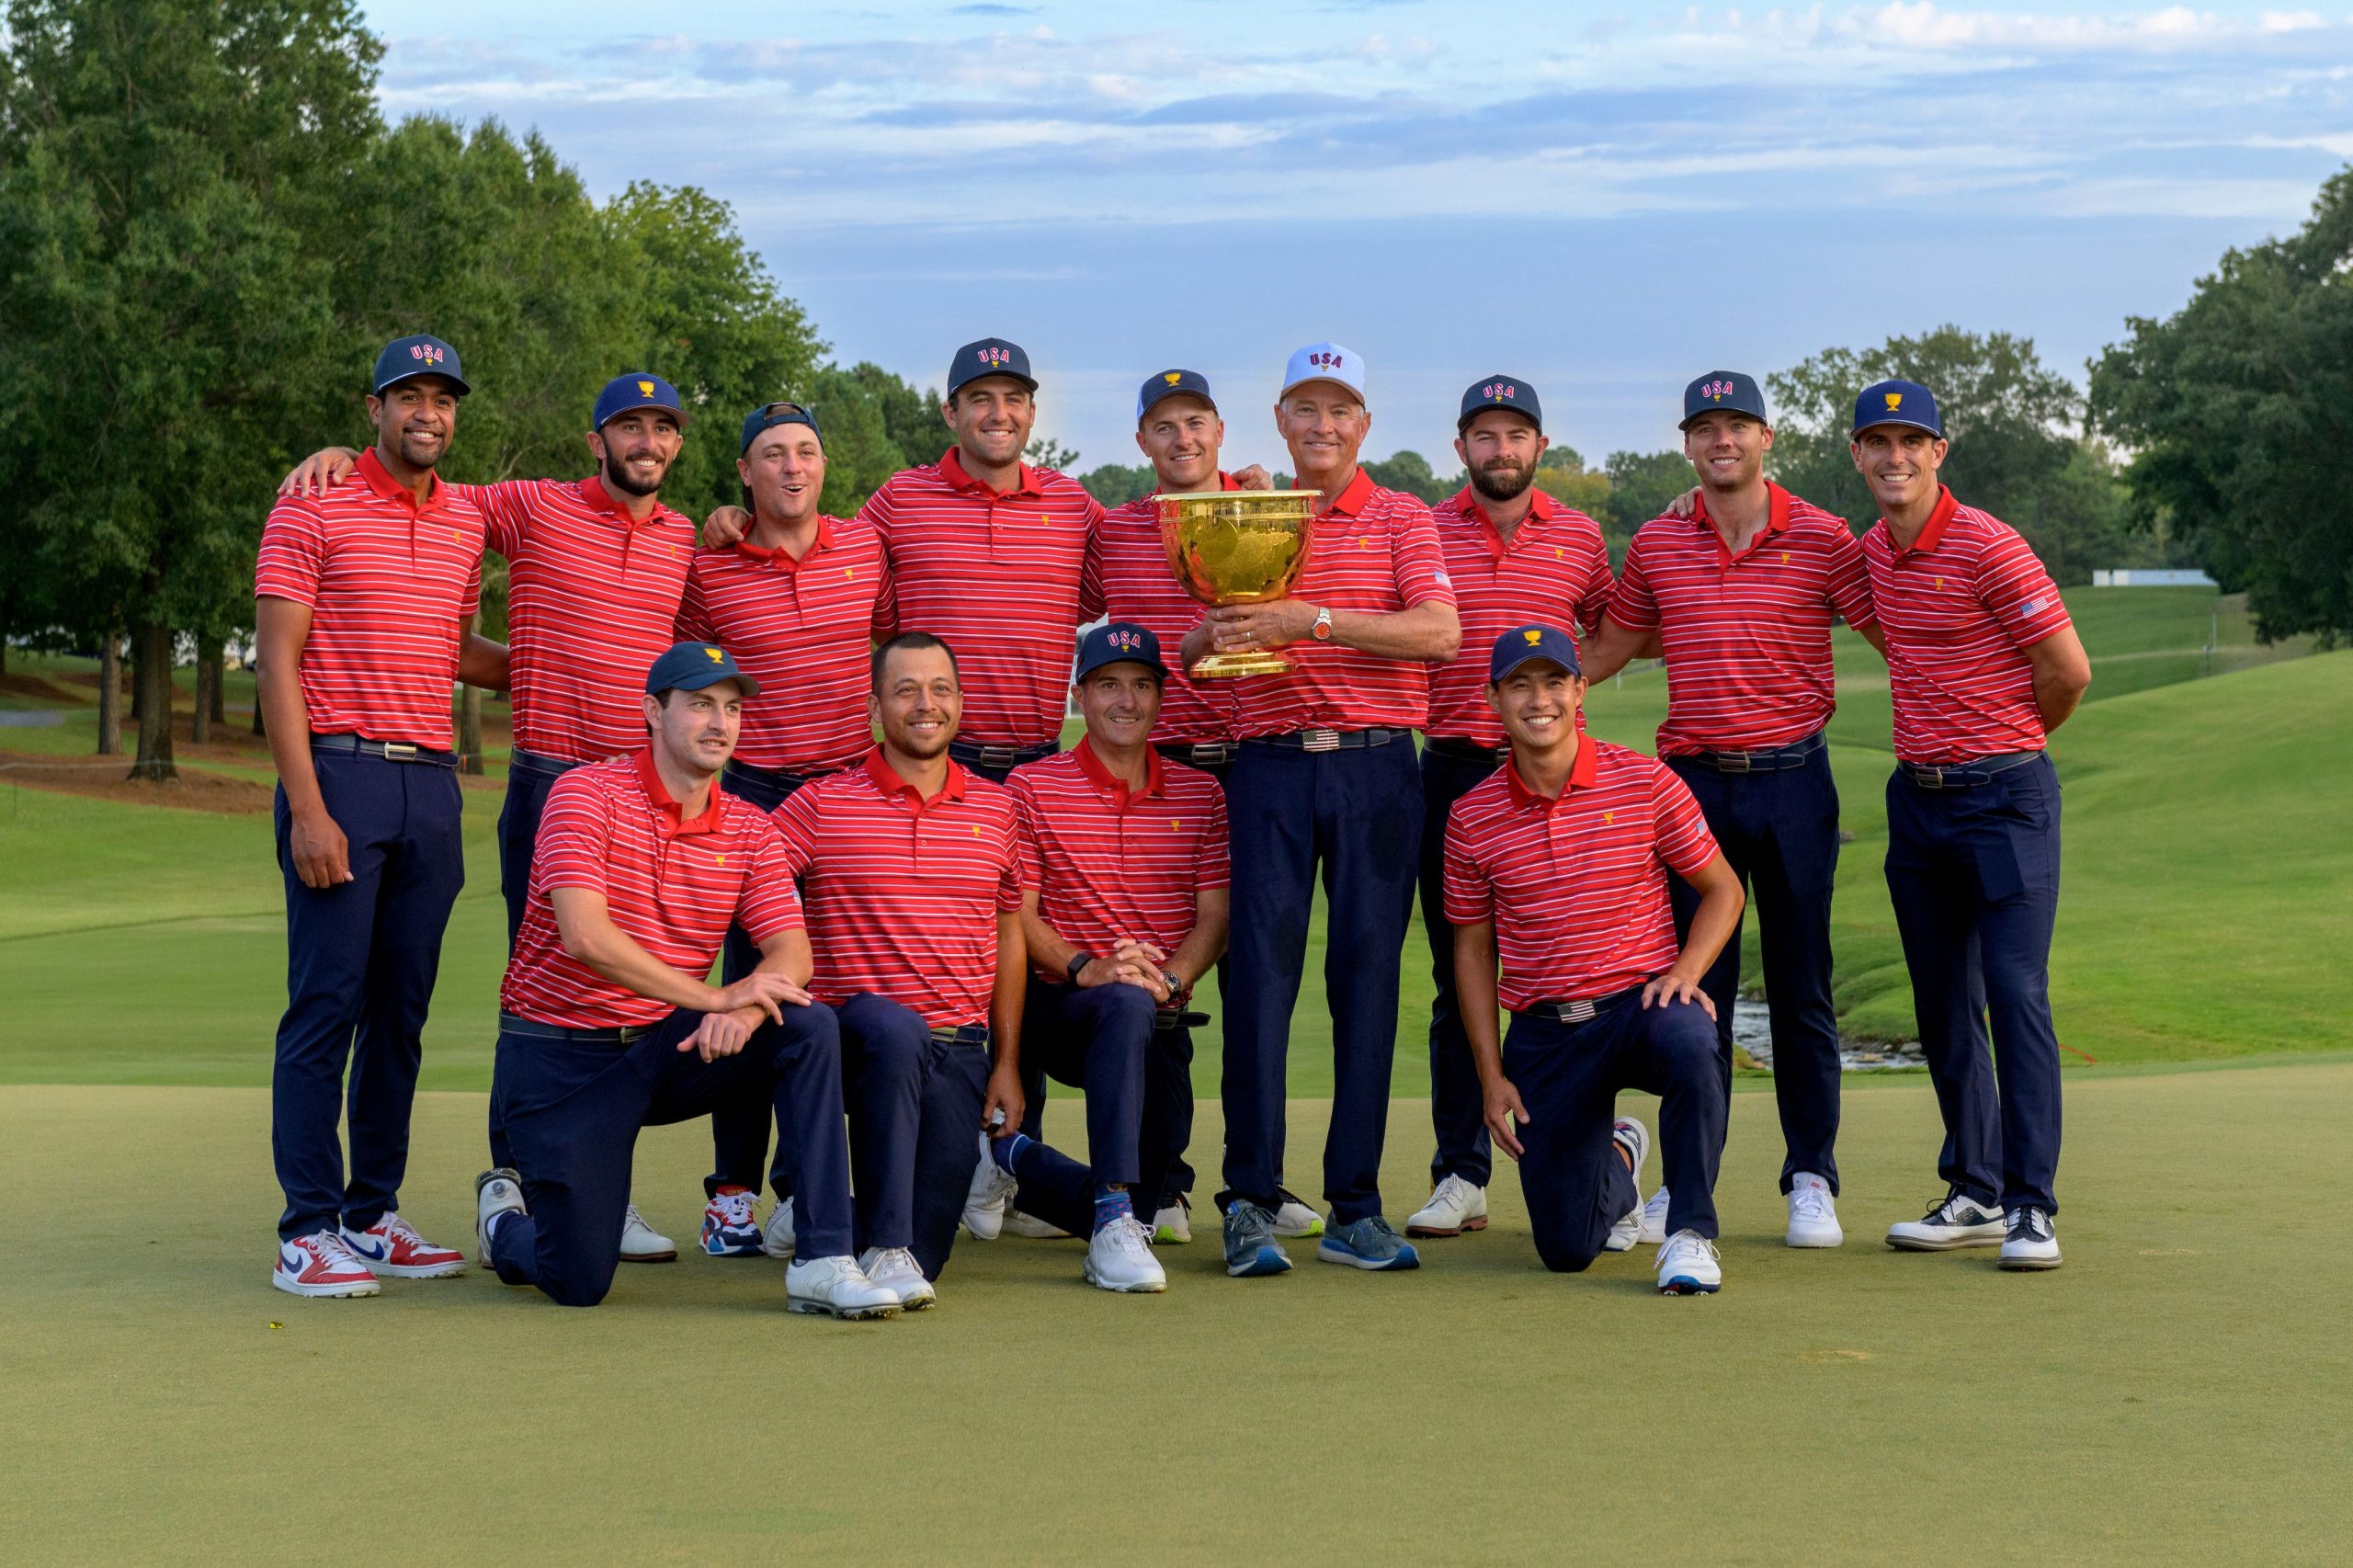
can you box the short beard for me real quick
[890,724,953,762]
[604,449,664,499]
[1470,459,1533,504]
[394,433,443,472]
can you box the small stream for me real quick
[1733,999,1926,1072]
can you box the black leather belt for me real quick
[1518,984,1644,1025]
[1675,730,1825,775]
[508,746,589,778]
[1426,736,1511,766]
[948,738,1061,772]
[311,734,457,768]
[1155,1008,1211,1032]
[926,1024,993,1047]
[1899,751,2043,790]
[1254,726,1403,753]
[1154,742,1237,768]
[498,1010,651,1045]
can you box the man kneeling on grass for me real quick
[1444,625,1746,1293]
[474,642,898,1318]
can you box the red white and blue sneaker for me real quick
[700,1187,766,1256]
[341,1212,466,1278]
[272,1231,381,1299]
[1655,1229,1722,1295]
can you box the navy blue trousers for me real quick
[1417,744,1503,1187]
[1222,737,1421,1224]
[1665,744,1845,1193]
[1505,993,1725,1272]
[271,749,464,1241]
[707,761,821,1200]
[1145,744,1231,1206]
[1004,980,1177,1233]
[1883,755,2064,1214]
[836,994,992,1280]
[487,1003,852,1307]
[488,750,584,1171]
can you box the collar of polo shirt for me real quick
[1504,735,1598,806]
[1074,735,1165,805]
[1318,467,1377,517]
[860,744,967,808]
[1890,485,1961,556]
[580,472,665,528]
[1691,480,1792,538]
[356,447,445,513]
[938,446,1041,500]
[735,514,836,565]
[632,746,723,836]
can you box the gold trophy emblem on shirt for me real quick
[1157,489,1319,678]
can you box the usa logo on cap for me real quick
[1484,383,1517,402]
[1312,349,1344,369]
[981,346,1010,368]
[1109,629,1142,652]
[410,344,445,366]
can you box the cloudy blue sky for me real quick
[362,1,2351,472]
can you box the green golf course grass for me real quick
[1,1072,2347,1565]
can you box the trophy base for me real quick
[1191,649,1294,679]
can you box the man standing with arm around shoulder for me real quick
[475,644,893,1316]
[1580,371,1886,1250]
[256,335,509,1298]
[1184,342,1461,1278]
[968,623,1232,1291]
[1446,625,1746,1292]
[1408,376,1613,1242]
[768,633,1029,1306]
[1852,381,2090,1270]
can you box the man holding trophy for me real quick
[1176,342,1461,1278]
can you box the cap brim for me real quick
[1076,653,1169,682]
[1490,652,1580,684]
[949,372,1040,396]
[376,369,471,398]
[1850,417,1942,439]
[1678,407,1769,430]
[669,670,760,699]
[1458,405,1541,434]
[1138,388,1217,423]
[601,402,688,430]
[1278,375,1364,403]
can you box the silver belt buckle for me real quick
[1302,728,1340,754]
[1563,997,1596,1024]
[381,742,418,763]
[1717,750,1751,774]
[1915,765,1945,790]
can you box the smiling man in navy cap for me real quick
[1852,380,2090,1271]
[281,370,712,1266]
[1581,369,1887,1253]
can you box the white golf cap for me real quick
[1278,341,1367,403]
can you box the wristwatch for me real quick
[1310,607,1335,642]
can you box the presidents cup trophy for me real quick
[1157,489,1320,678]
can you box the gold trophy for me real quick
[1157,488,1320,677]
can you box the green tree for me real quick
[1599,449,1697,554]
[2091,168,2353,642]
[1361,449,1453,505]
[0,0,385,779]
[1076,462,1155,507]
[1024,435,1080,473]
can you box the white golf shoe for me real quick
[1605,1118,1651,1252]
[858,1246,936,1311]
[1084,1215,1168,1293]
[1785,1174,1843,1248]
[786,1255,902,1318]
[1405,1174,1487,1238]
[1150,1201,1191,1245]
[761,1198,796,1262]
[1655,1229,1722,1294]
[1998,1207,2063,1270]
[1886,1188,2008,1251]
[619,1204,676,1263]
[1005,1208,1074,1239]
[1271,1190,1324,1238]
[962,1131,1017,1240]
[1638,1185,1672,1246]
[475,1167,525,1271]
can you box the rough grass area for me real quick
[0,1074,2346,1566]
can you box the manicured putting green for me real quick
[0,1070,2345,1565]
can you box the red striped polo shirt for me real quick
[1086,472,1241,745]
[1863,486,2074,766]
[460,475,697,764]
[254,447,485,751]
[1426,486,1612,744]
[1443,738,1721,1009]
[858,449,1105,749]
[1006,741,1230,982]
[771,747,1025,1028]
[1606,483,1876,756]
[500,748,803,1028]
[1227,468,1455,736]
[674,517,892,774]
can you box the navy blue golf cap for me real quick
[1489,622,1583,684]
[1458,375,1542,433]
[948,337,1038,397]
[740,400,823,453]
[372,335,469,397]
[1681,370,1768,429]
[594,372,688,431]
[1074,621,1168,682]
[1137,369,1216,424]
[646,641,760,699]
[1853,379,1942,438]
